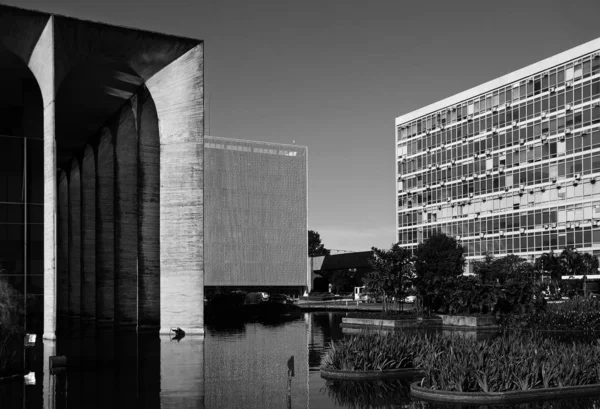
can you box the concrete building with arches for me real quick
[0,5,204,340]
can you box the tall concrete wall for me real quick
[57,171,68,318]
[114,104,139,331]
[138,92,160,333]
[81,145,96,321]
[68,160,81,319]
[96,130,114,325]
[147,44,204,335]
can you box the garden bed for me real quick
[411,382,600,404]
[320,367,424,381]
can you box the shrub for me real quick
[501,297,600,332]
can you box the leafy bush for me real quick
[502,297,600,332]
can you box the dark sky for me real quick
[4,0,600,251]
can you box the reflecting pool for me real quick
[1,312,600,408]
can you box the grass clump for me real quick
[321,331,432,371]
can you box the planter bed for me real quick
[410,382,600,404]
[320,367,424,381]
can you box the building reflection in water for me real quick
[7,328,205,409]
[204,315,309,409]
[11,313,316,409]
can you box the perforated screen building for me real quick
[396,38,600,270]
[204,136,308,292]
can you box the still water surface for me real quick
[2,312,600,408]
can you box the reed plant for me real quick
[321,331,434,371]
[322,330,600,393]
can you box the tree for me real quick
[364,243,414,312]
[319,269,366,294]
[308,230,330,257]
[413,232,465,313]
[534,252,565,296]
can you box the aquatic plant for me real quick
[322,330,600,393]
[420,332,600,393]
[321,332,434,371]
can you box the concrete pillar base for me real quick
[160,327,204,336]
[42,332,56,340]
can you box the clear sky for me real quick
[4,0,600,252]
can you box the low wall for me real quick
[438,315,497,328]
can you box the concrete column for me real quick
[28,17,57,340]
[42,339,56,409]
[96,129,115,326]
[81,145,96,322]
[57,171,69,319]
[114,105,138,330]
[146,44,204,335]
[138,90,160,333]
[68,160,81,319]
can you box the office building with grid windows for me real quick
[396,38,600,271]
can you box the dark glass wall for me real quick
[0,63,44,332]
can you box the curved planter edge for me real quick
[410,381,600,404]
[320,367,424,381]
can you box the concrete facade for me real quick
[0,5,204,338]
[396,37,600,267]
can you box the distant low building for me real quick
[310,251,373,292]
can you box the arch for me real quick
[68,160,82,319]
[81,145,96,321]
[138,88,160,332]
[114,102,138,330]
[96,129,115,325]
[57,171,69,319]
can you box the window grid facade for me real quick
[396,47,600,263]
